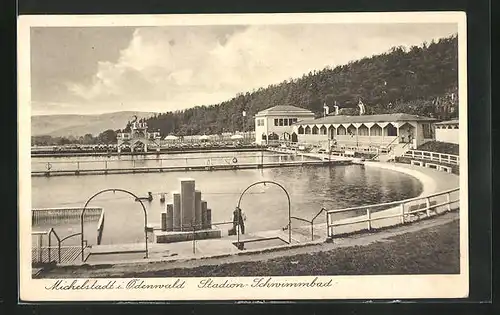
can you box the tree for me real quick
[97,129,117,144]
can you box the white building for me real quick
[291,113,437,152]
[254,105,315,145]
[434,119,459,144]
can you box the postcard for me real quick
[18,11,468,301]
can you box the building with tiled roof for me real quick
[254,105,315,144]
[290,112,437,150]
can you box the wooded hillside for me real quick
[131,35,459,136]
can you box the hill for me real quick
[31,111,157,137]
[141,35,458,137]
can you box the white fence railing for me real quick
[403,150,459,165]
[326,187,460,237]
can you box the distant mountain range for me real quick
[31,111,157,137]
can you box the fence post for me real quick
[446,192,451,212]
[38,234,43,263]
[48,233,51,263]
[311,221,314,241]
[366,208,371,231]
[400,203,405,224]
[426,197,431,217]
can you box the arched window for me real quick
[298,126,305,134]
[305,126,311,135]
[312,126,319,135]
[358,124,369,136]
[347,124,357,136]
[370,124,382,136]
[337,125,346,135]
[328,126,336,139]
[320,125,327,135]
[384,123,397,137]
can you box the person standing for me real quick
[232,207,246,235]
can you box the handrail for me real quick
[47,228,61,263]
[326,187,459,214]
[96,211,105,245]
[288,208,327,241]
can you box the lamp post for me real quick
[236,180,292,247]
[242,110,247,142]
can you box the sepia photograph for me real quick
[18,12,468,301]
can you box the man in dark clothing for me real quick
[232,207,246,235]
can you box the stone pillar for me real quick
[201,200,208,229]
[172,191,181,231]
[144,142,148,153]
[194,190,202,230]
[117,145,121,153]
[166,203,174,232]
[161,211,167,231]
[206,208,212,230]
[180,178,195,231]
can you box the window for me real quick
[279,119,284,126]
[370,124,382,136]
[284,119,289,126]
[305,126,311,134]
[312,126,319,135]
[289,118,294,125]
[358,124,369,136]
[298,126,304,134]
[384,123,397,137]
[347,125,357,135]
[320,126,327,135]
[422,124,433,138]
[292,118,298,123]
[337,126,347,135]
[274,119,279,126]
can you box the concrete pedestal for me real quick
[155,228,222,243]
[194,190,202,229]
[166,203,173,232]
[201,201,208,229]
[206,209,212,229]
[172,192,181,231]
[180,178,195,231]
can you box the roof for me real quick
[256,105,314,116]
[434,119,459,125]
[294,113,437,125]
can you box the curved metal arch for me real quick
[236,180,292,244]
[80,188,148,262]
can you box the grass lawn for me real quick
[111,219,460,277]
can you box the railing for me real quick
[32,207,102,224]
[326,187,460,237]
[31,229,88,264]
[32,154,308,174]
[403,150,460,165]
[96,211,105,245]
[288,208,327,241]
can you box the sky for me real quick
[30,23,458,116]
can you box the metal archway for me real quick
[236,180,292,245]
[80,188,148,262]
